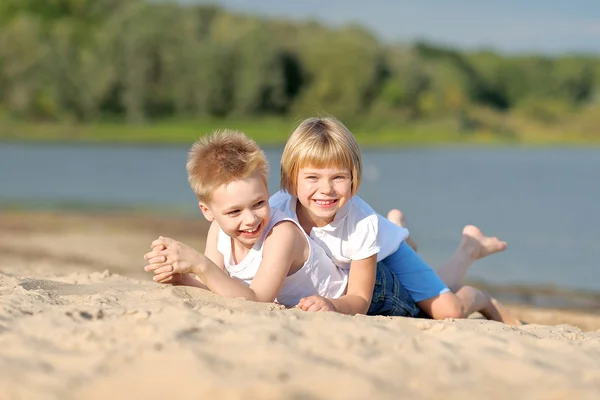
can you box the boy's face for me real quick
[200,173,271,249]
[296,165,352,227]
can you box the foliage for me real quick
[0,1,599,140]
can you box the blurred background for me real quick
[1,0,599,309]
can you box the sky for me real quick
[186,0,600,54]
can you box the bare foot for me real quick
[490,297,522,326]
[461,225,507,261]
[387,209,418,252]
[387,209,406,227]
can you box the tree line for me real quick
[1,0,599,134]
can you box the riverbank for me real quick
[2,210,600,399]
[1,209,598,319]
[2,118,599,147]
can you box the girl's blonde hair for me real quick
[187,129,268,202]
[280,117,362,196]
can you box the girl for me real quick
[144,129,420,317]
[270,117,520,324]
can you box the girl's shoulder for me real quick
[340,197,378,234]
[269,190,291,206]
[347,196,377,219]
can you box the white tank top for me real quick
[217,209,348,306]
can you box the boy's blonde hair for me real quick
[186,130,269,202]
[280,117,362,197]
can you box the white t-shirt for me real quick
[217,208,348,306]
[269,191,409,270]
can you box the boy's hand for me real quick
[143,237,203,279]
[142,244,172,282]
[297,295,337,312]
[154,271,186,285]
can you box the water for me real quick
[1,143,599,293]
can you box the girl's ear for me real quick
[199,202,214,222]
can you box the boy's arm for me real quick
[166,220,224,289]
[171,221,225,287]
[247,221,306,302]
[146,221,224,287]
[204,220,225,271]
[329,254,377,315]
[149,222,303,303]
[196,221,302,302]
[169,273,208,288]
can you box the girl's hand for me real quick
[297,295,337,312]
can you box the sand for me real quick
[1,211,600,400]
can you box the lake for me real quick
[1,143,599,295]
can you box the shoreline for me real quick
[3,209,600,399]
[3,118,600,148]
[1,209,599,317]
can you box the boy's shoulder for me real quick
[263,210,306,252]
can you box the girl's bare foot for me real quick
[387,209,406,227]
[461,225,507,261]
[387,209,418,252]
[489,297,523,326]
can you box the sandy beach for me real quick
[1,211,600,400]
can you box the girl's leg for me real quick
[387,210,418,251]
[455,286,522,325]
[387,209,507,291]
[416,286,521,325]
[387,209,520,325]
[437,226,507,291]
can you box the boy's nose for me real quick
[242,210,259,226]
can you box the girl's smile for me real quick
[295,166,353,228]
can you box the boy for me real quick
[143,129,416,315]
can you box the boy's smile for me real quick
[238,223,262,237]
[200,172,270,251]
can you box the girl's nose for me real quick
[319,180,334,194]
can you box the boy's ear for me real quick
[198,202,214,221]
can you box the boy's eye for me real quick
[253,200,265,208]
[227,210,240,216]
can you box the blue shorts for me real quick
[367,261,421,317]
[380,241,450,303]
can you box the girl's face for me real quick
[295,165,353,227]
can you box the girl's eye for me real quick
[307,176,317,180]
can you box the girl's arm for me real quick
[329,254,377,315]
